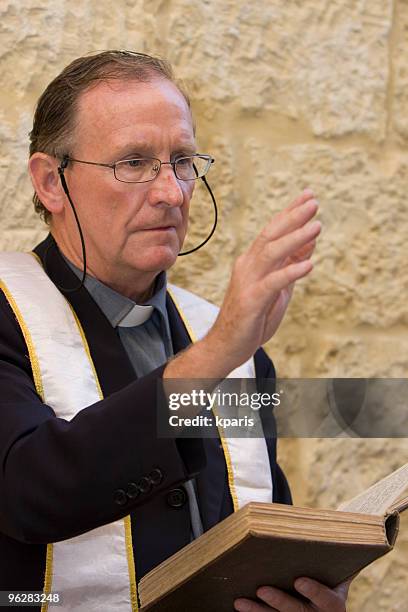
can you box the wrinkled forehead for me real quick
[72,78,195,148]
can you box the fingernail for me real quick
[303,188,314,196]
[234,600,250,612]
[257,586,279,600]
[295,578,312,596]
[310,220,322,232]
[234,602,250,612]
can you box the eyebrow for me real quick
[112,142,197,160]
[111,143,155,160]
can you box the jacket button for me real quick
[126,482,140,500]
[166,487,187,508]
[149,468,163,486]
[114,489,127,506]
[138,476,152,494]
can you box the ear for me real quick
[28,153,66,215]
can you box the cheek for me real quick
[97,184,145,231]
[180,184,194,229]
[68,173,120,222]
[182,182,194,213]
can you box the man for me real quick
[0,51,350,611]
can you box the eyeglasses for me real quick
[61,154,215,184]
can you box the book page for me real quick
[387,493,408,515]
[337,463,408,515]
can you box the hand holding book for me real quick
[234,575,352,611]
[140,462,408,611]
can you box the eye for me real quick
[175,156,193,165]
[126,159,148,168]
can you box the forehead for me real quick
[73,78,195,153]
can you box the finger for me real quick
[258,199,319,246]
[295,578,347,611]
[334,576,354,599]
[264,189,317,235]
[289,239,317,263]
[275,238,317,273]
[276,240,317,268]
[234,597,278,611]
[256,586,304,612]
[263,259,313,295]
[261,221,321,274]
[286,188,316,211]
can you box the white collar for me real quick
[117,304,154,327]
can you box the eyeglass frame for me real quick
[58,153,215,184]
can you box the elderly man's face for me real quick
[59,78,195,295]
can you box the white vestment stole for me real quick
[0,253,273,612]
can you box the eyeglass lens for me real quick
[114,155,211,183]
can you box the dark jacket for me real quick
[0,235,291,601]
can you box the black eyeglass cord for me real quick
[43,157,88,292]
[178,174,218,256]
[45,156,218,292]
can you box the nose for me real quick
[147,163,184,208]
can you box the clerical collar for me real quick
[61,254,168,329]
[117,303,153,327]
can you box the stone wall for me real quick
[1,1,407,609]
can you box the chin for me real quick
[128,246,180,274]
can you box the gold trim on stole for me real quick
[41,545,54,612]
[0,280,45,401]
[166,287,239,511]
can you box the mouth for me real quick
[143,225,177,232]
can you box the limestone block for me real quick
[159,0,391,140]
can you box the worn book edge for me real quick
[337,462,408,515]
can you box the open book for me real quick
[139,463,408,611]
